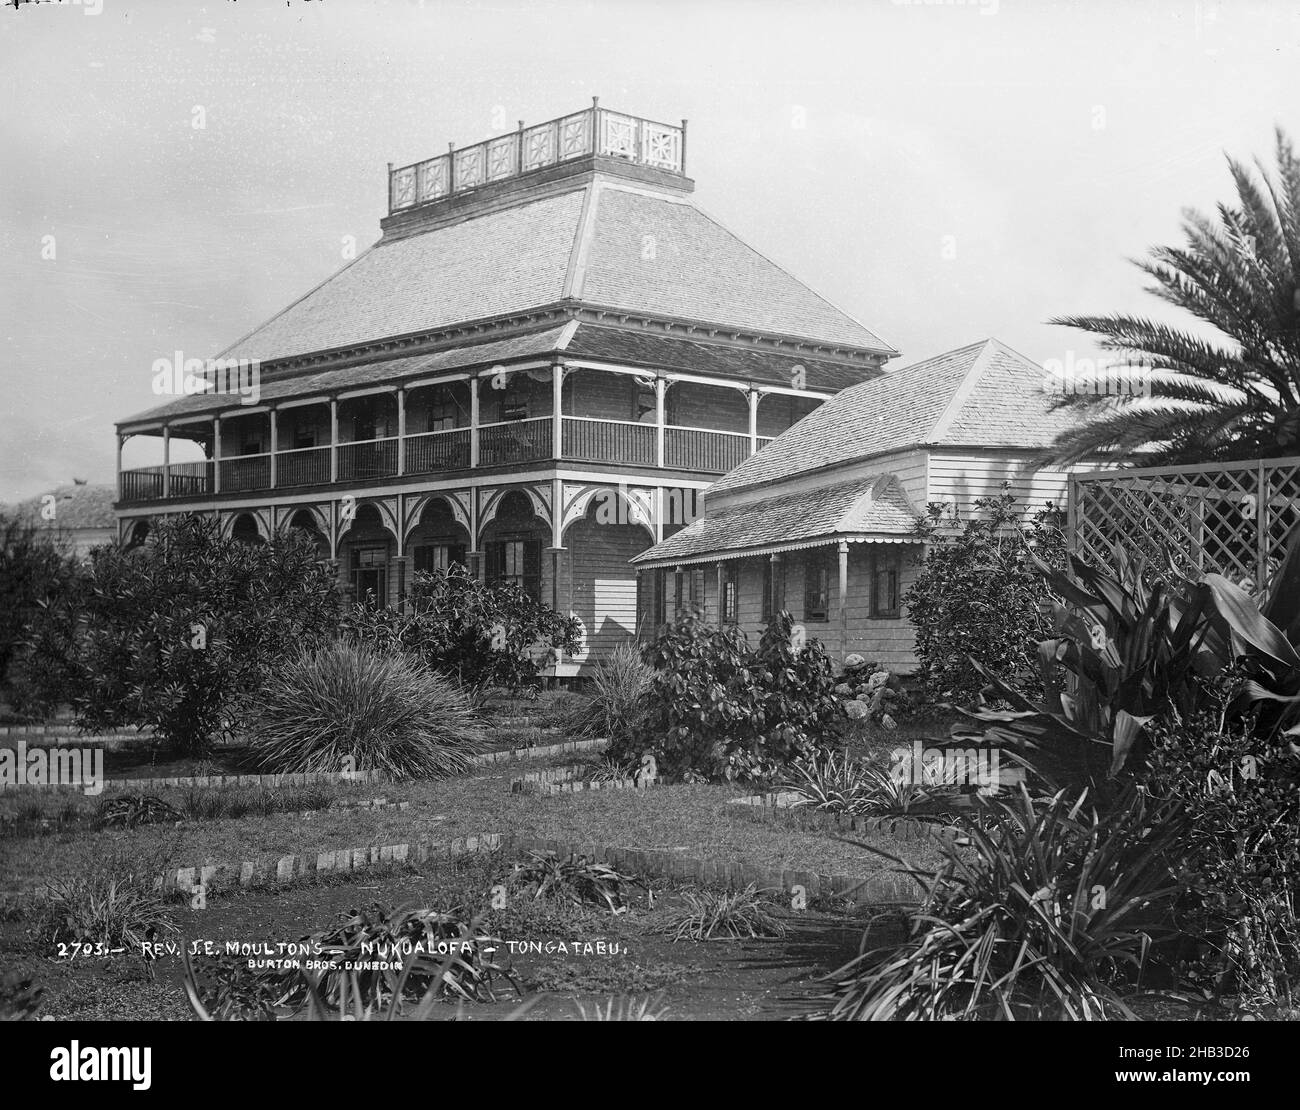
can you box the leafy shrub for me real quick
[1142,713,1300,1014]
[819,788,1183,1020]
[508,851,644,914]
[246,642,484,778]
[21,515,340,753]
[905,489,1066,706]
[664,885,786,942]
[97,794,182,829]
[341,564,580,694]
[560,641,654,743]
[0,511,82,702]
[961,541,1300,788]
[626,610,842,783]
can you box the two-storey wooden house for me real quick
[114,101,895,672]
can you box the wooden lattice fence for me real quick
[1068,456,1300,598]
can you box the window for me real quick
[871,550,902,619]
[497,386,529,423]
[486,537,542,601]
[353,406,377,442]
[653,567,668,627]
[761,556,786,623]
[292,425,316,450]
[721,563,739,624]
[632,379,657,424]
[412,543,466,576]
[428,397,457,433]
[672,566,704,617]
[349,547,387,609]
[803,548,832,623]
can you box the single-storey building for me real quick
[631,338,1082,670]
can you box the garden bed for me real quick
[0,855,876,1021]
[0,758,941,900]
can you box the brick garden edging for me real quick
[471,737,607,766]
[508,759,654,796]
[151,829,919,907]
[0,737,611,794]
[727,792,966,847]
[0,725,151,739]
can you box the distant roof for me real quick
[213,176,893,366]
[632,472,919,567]
[7,484,117,531]
[707,339,1081,498]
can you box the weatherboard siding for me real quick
[926,450,1072,518]
[702,543,922,672]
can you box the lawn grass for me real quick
[0,758,943,897]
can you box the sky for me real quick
[1,0,1298,500]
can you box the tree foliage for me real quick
[1045,128,1300,465]
[904,489,1067,707]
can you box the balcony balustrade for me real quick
[276,445,331,488]
[119,414,774,504]
[337,437,399,482]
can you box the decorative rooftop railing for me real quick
[388,99,687,214]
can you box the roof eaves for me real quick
[632,532,920,568]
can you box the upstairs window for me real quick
[633,379,657,424]
[428,395,458,433]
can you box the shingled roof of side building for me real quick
[631,472,919,567]
[704,338,1081,500]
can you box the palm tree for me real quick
[1044,127,1300,466]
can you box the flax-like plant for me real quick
[818,787,1185,1021]
[508,851,644,914]
[561,641,654,743]
[246,642,485,778]
[574,994,669,1020]
[782,751,952,817]
[663,885,786,942]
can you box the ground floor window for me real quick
[871,549,902,619]
[486,537,542,601]
[761,556,786,623]
[349,546,387,608]
[412,542,467,576]
[721,562,740,624]
[803,547,832,623]
[673,566,705,617]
